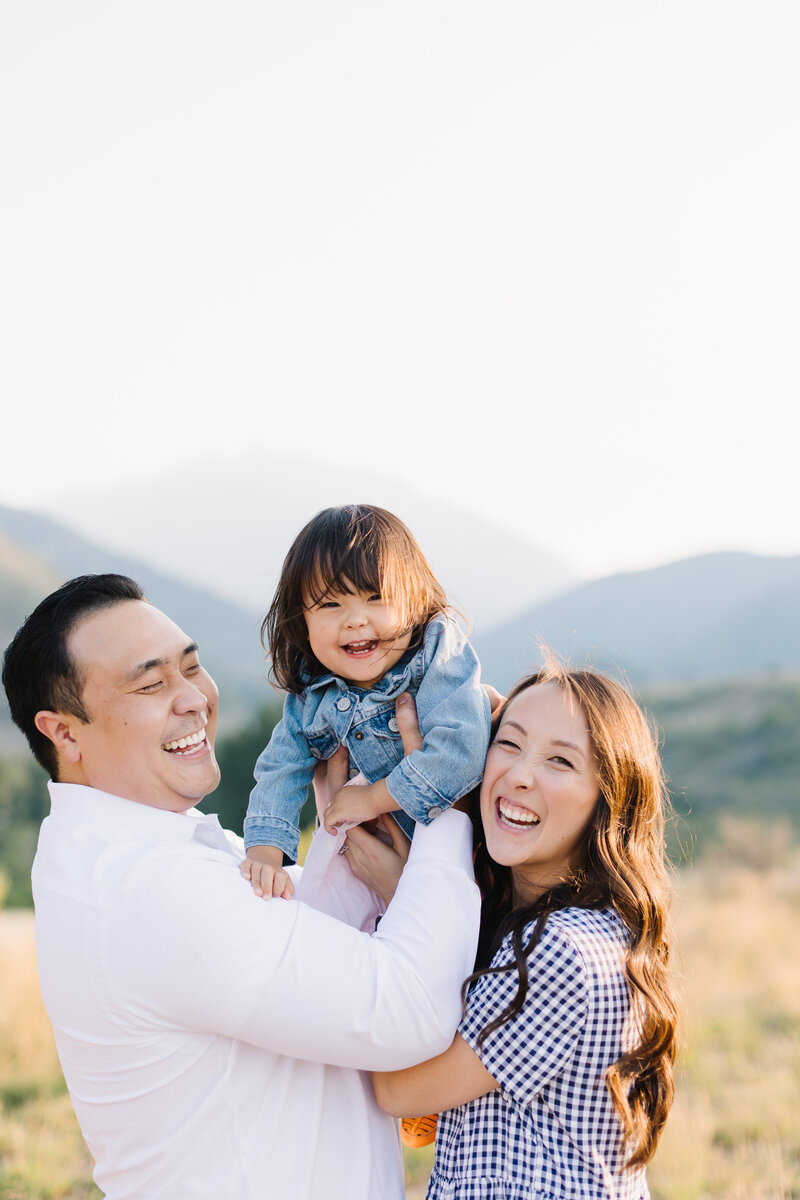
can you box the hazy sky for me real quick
[1,1,797,579]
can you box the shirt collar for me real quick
[47,781,234,852]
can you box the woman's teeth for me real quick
[497,799,541,828]
[162,730,206,754]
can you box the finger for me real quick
[483,684,506,715]
[394,693,423,756]
[379,813,411,861]
[325,743,351,796]
[240,859,252,879]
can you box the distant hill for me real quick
[0,505,269,751]
[43,452,578,631]
[473,551,800,690]
[4,504,800,757]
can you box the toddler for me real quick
[242,503,491,902]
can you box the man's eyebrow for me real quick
[125,643,198,683]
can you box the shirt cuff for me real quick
[243,815,300,861]
[404,807,474,871]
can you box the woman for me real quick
[361,663,678,1198]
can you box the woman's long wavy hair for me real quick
[467,663,678,1168]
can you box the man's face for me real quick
[62,600,221,811]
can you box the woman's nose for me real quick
[505,758,536,790]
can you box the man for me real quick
[3,575,479,1199]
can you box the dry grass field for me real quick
[2,828,798,1199]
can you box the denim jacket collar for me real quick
[301,644,418,702]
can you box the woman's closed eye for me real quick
[494,737,521,752]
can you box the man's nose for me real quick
[173,681,209,714]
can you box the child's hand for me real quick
[240,846,295,900]
[323,778,399,835]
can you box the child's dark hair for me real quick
[263,505,448,693]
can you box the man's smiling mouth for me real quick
[162,730,207,755]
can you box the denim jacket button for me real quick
[336,696,351,712]
[428,806,444,819]
[349,767,360,779]
[387,717,399,732]
[354,730,364,740]
[309,745,322,759]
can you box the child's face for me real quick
[303,583,413,688]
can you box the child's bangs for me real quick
[302,540,383,607]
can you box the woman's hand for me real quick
[341,814,411,907]
[329,692,422,904]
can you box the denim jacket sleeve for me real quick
[384,616,491,824]
[243,692,314,862]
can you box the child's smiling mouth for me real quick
[343,640,380,657]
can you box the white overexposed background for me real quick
[1,0,797,580]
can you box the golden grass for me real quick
[0,913,99,1198]
[2,837,798,1199]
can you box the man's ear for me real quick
[34,711,83,764]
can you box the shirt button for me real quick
[354,730,364,741]
[387,717,399,732]
[336,696,351,712]
[309,746,322,759]
[428,806,444,819]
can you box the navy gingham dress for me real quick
[427,907,649,1200]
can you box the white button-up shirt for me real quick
[33,783,479,1199]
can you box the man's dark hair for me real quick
[2,574,145,778]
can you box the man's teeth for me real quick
[162,730,206,753]
[498,800,541,827]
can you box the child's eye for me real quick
[367,593,382,603]
[319,600,340,609]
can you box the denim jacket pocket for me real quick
[305,728,339,762]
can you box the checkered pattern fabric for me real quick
[426,907,650,1199]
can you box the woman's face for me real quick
[479,681,601,902]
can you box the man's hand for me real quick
[240,844,295,900]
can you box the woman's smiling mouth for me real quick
[496,798,541,829]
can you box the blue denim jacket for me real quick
[244,614,491,861]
